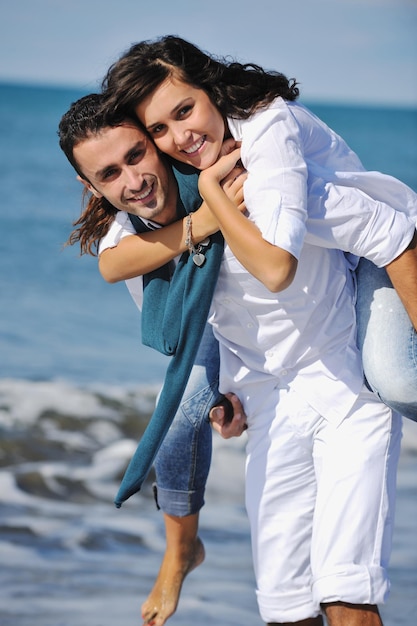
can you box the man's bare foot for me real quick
[141,535,205,626]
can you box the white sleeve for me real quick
[98,212,144,311]
[98,211,136,255]
[287,102,417,264]
[305,172,417,266]
[230,99,308,260]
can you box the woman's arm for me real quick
[99,201,219,283]
[198,149,298,292]
[99,164,246,283]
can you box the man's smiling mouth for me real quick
[129,182,154,202]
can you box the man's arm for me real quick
[385,230,417,331]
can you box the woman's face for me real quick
[136,77,225,170]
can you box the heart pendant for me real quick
[193,253,206,267]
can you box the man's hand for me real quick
[385,230,417,332]
[209,393,248,438]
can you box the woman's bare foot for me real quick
[141,514,205,626]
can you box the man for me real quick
[58,93,246,626]
[59,92,411,626]
[91,109,402,626]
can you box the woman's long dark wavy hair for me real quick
[102,35,299,122]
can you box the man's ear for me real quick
[76,175,103,198]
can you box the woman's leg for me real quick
[141,512,205,626]
[356,257,417,420]
[142,323,220,626]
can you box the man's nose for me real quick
[124,167,143,189]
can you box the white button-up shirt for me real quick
[99,99,416,424]
[212,99,417,424]
[229,99,416,265]
[210,240,362,426]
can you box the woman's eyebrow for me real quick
[147,99,191,129]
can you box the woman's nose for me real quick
[171,125,191,149]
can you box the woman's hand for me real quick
[198,147,298,292]
[219,138,241,158]
[220,161,247,215]
[198,147,243,192]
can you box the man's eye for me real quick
[130,150,145,162]
[102,169,117,180]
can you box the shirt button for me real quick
[247,322,253,328]
[281,369,288,376]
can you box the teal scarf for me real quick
[114,163,223,507]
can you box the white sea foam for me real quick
[0,376,416,625]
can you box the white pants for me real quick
[244,384,402,623]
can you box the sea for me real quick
[1,81,417,625]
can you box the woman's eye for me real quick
[151,124,165,135]
[178,105,192,118]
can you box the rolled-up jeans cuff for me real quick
[153,482,205,517]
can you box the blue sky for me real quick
[1,0,416,106]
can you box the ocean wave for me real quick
[1,376,416,512]
[0,377,248,507]
[0,376,416,626]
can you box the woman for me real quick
[102,35,417,421]
[100,36,415,625]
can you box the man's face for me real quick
[73,122,177,224]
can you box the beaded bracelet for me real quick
[185,214,210,267]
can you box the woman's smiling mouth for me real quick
[182,135,206,155]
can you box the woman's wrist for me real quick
[189,203,218,240]
[198,169,220,198]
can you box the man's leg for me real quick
[244,384,324,623]
[267,618,323,626]
[142,324,219,626]
[323,602,382,625]
[312,386,402,624]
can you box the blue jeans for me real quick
[356,258,417,420]
[153,322,221,516]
